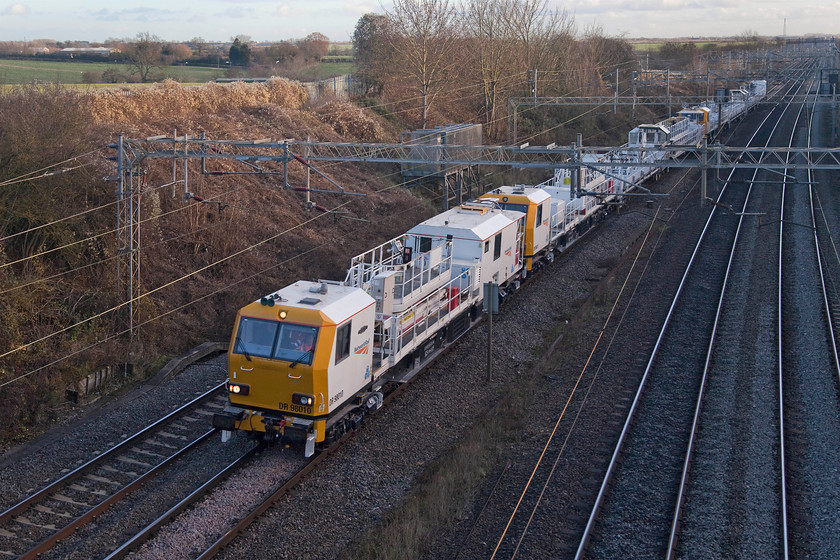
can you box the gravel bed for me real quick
[0,354,228,515]
[677,153,784,557]
[132,449,309,560]
[781,100,840,558]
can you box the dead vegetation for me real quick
[89,78,309,124]
[0,80,432,447]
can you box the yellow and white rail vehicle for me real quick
[214,203,526,456]
[214,80,767,455]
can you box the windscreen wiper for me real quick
[289,348,314,368]
[235,335,251,361]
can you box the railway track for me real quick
[0,384,228,559]
[779,72,840,557]
[663,74,813,559]
[574,68,815,558]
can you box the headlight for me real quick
[292,393,314,406]
[228,383,250,396]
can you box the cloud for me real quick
[92,7,186,22]
[220,6,251,18]
[569,0,710,14]
[274,3,291,16]
[3,3,28,15]
[341,1,376,16]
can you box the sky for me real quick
[0,0,836,44]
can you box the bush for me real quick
[314,98,385,140]
[88,78,308,123]
[102,68,126,83]
[81,71,101,84]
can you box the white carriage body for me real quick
[406,202,525,294]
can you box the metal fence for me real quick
[300,74,362,101]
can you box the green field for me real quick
[0,59,357,85]
[295,62,358,81]
[0,59,224,84]
[631,40,732,52]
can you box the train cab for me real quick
[676,107,711,135]
[628,123,671,148]
[478,186,552,271]
[213,281,376,456]
[749,80,767,98]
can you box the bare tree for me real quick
[385,0,461,128]
[163,43,192,64]
[464,0,518,137]
[738,29,766,50]
[353,13,392,96]
[563,25,633,97]
[298,32,330,62]
[506,0,575,90]
[124,32,164,82]
[190,37,208,56]
[463,0,576,137]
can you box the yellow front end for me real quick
[213,281,376,456]
[215,301,333,452]
[479,189,550,271]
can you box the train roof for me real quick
[632,123,670,134]
[480,186,551,204]
[246,281,374,326]
[409,203,524,241]
[678,107,711,115]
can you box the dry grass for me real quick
[314,98,387,140]
[89,78,309,124]
[345,388,529,560]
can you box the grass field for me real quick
[0,59,357,85]
[0,59,224,84]
[631,40,733,52]
[295,62,358,81]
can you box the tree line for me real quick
[352,0,636,138]
[0,32,340,83]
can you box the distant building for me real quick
[59,47,119,56]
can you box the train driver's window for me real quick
[335,322,351,364]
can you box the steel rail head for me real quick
[0,382,225,524]
[17,429,218,560]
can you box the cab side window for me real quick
[536,204,543,226]
[418,236,432,253]
[336,322,351,364]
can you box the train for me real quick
[212,80,767,456]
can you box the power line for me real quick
[0,147,105,188]
[0,180,448,388]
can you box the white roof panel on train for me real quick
[482,186,551,204]
[635,123,670,134]
[262,281,374,325]
[678,107,710,114]
[409,204,523,241]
